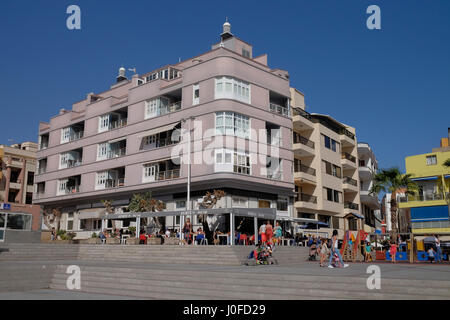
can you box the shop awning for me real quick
[137,122,180,138]
[412,176,438,181]
[346,212,364,219]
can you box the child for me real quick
[365,241,373,262]
[390,241,397,263]
[319,239,329,267]
[428,247,436,263]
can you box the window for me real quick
[426,155,437,166]
[215,112,250,139]
[323,134,339,152]
[143,164,158,182]
[193,84,200,105]
[61,127,71,144]
[332,217,340,229]
[67,212,74,231]
[96,171,108,190]
[258,200,271,208]
[60,153,69,169]
[5,213,32,230]
[145,97,176,119]
[143,135,157,147]
[232,197,248,208]
[176,200,186,210]
[323,161,341,178]
[215,77,251,103]
[93,220,102,230]
[97,143,108,161]
[79,219,87,230]
[277,197,288,211]
[242,49,251,58]
[234,152,251,175]
[324,187,341,203]
[99,114,110,133]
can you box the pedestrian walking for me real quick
[328,230,348,268]
[390,241,397,263]
[319,238,329,267]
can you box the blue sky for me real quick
[0,0,449,172]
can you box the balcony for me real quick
[358,165,372,181]
[107,147,126,159]
[108,118,127,130]
[360,191,381,209]
[399,193,444,203]
[156,169,181,181]
[60,185,80,195]
[342,177,358,192]
[341,152,357,169]
[293,133,315,157]
[270,103,290,118]
[292,107,314,131]
[339,128,356,147]
[295,193,318,210]
[68,131,84,142]
[294,163,316,185]
[267,169,282,181]
[344,202,359,210]
[105,178,125,189]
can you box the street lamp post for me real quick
[182,116,195,245]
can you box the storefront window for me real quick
[6,213,32,230]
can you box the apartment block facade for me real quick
[291,90,363,238]
[399,129,450,234]
[0,142,41,243]
[34,22,296,238]
[357,142,381,233]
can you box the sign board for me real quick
[0,203,11,210]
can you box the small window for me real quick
[426,155,437,166]
[242,49,250,58]
[193,84,200,105]
[324,135,331,149]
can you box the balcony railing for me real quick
[107,148,126,159]
[156,169,180,181]
[292,107,312,121]
[339,128,355,140]
[39,142,49,150]
[399,193,444,203]
[105,178,125,189]
[108,118,127,130]
[69,131,84,142]
[343,177,358,186]
[344,202,359,210]
[293,134,315,149]
[270,103,290,117]
[38,167,47,175]
[342,152,356,163]
[294,164,316,176]
[297,193,318,204]
[67,159,82,168]
[62,186,80,195]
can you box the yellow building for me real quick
[399,129,450,234]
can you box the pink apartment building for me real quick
[34,22,296,239]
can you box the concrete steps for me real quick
[0,264,56,292]
[48,264,450,300]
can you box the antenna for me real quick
[128,68,137,74]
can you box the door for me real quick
[0,212,6,242]
[144,164,158,182]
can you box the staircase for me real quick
[47,264,450,300]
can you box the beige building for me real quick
[291,88,363,238]
[0,142,41,243]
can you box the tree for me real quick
[444,158,450,168]
[370,168,418,238]
[198,190,226,242]
[101,199,116,231]
[128,192,165,233]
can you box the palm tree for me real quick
[128,192,165,233]
[370,168,418,238]
[444,158,450,168]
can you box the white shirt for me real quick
[260,224,266,233]
[165,231,171,238]
[435,237,440,247]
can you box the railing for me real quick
[294,164,316,176]
[105,178,125,189]
[38,167,47,175]
[292,107,313,121]
[63,186,80,195]
[343,177,358,186]
[293,134,315,149]
[39,142,48,150]
[160,102,181,115]
[339,128,355,140]
[67,160,82,168]
[69,131,84,142]
[107,148,126,159]
[342,152,356,163]
[108,118,127,130]
[270,103,290,118]
[344,202,359,210]
[399,193,444,203]
[156,169,180,181]
[297,193,318,204]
